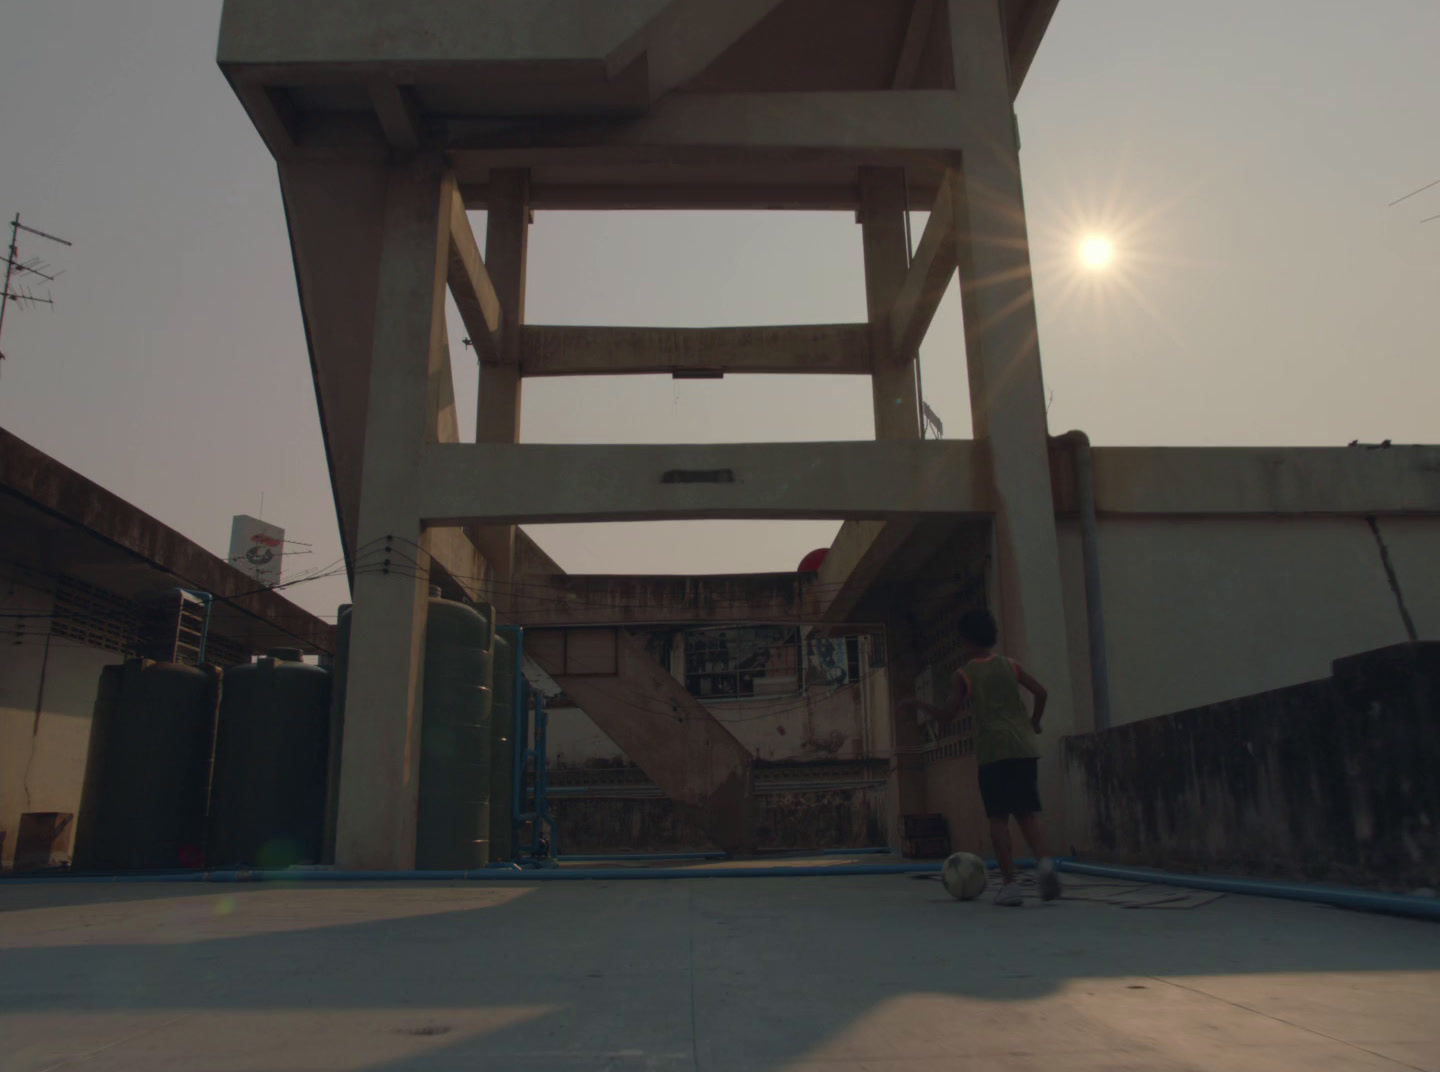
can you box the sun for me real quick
[1080,235,1115,269]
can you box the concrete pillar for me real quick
[334,157,453,870]
[859,168,922,441]
[947,0,1077,840]
[884,614,929,850]
[473,169,531,580]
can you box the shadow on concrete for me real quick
[1,875,1436,1071]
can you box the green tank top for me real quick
[963,655,1039,765]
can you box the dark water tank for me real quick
[73,659,218,872]
[488,631,516,864]
[207,649,331,868]
[416,592,495,870]
[322,605,351,864]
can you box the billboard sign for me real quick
[229,514,284,587]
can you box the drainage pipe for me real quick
[1059,860,1440,923]
[1062,431,1112,730]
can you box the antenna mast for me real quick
[0,213,73,372]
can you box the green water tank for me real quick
[488,631,516,863]
[416,592,495,870]
[207,649,331,868]
[72,659,218,871]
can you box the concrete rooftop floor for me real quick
[2,867,1438,1071]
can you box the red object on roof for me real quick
[797,548,829,573]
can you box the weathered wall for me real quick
[1064,642,1440,891]
[921,742,987,856]
[541,626,886,853]
[1090,515,1437,728]
[0,584,118,870]
[550,784,886,854]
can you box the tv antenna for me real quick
[1,213,73,372]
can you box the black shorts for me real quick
[977,757,1041,819]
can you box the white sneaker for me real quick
[1037,858,1062,902]
[994,882,1023,907]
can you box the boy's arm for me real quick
[895,670,970,725]
[1014,664,1048,732]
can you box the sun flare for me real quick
[1080,235,1115,269]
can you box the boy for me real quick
[897,608,1061,907]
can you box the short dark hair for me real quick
[957,608,998,647]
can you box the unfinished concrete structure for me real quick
[219,1,1440,871]
[219,0,1074,869]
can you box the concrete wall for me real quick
[1064,643,1440,891]
[550,785,886,855]
[1085,515,1439,728]
[0,584,117,870]
[543,628,886,852]
[546,632,880,769]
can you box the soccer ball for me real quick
[941,851,989,901]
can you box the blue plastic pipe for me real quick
[8,860,1437,922]
[1057,860,1440,923]
[6,862,941,885]
[558,852,728,863]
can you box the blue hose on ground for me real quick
[558,848,891,862]
[3,862,942,885]
[1058,860,1440,923]
[7,860,1437,921]
[557,852,727,863]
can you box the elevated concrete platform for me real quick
[3,871,1436,1070]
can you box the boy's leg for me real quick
[1015,813,1049,860]
[990,816,1016,884]
[990,817,1023,906]
[1016,812,1062,901]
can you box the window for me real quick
[684,626,800,700]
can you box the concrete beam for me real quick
[417,440,987,525]
[218,0,669,66]
[496,181,874,212]
[447,91,972,163]
[949,0,1078,843]
[234,83,301,159]
[368,81,421,152]
[889,171,959,365]
[1003,0,1062,97]
[471,169,530,579]
[336,157,454,871]
[812,519,921,625]
[528,626,755,854]
[496,572,812,628]
[277,160,393,561]
[617,0,788,100]
[859,167,921,441]
[445,187,504,365]
[893,0,937,89]
[518,324,871,377]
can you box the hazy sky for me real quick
[1,1,1437,621]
